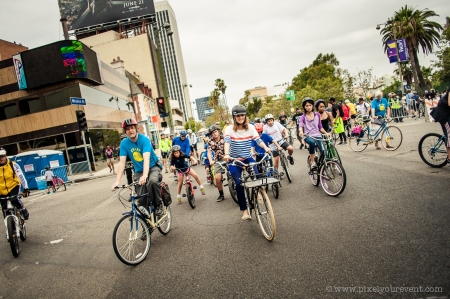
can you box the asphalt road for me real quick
[1,120,449,299]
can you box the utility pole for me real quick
[58,0,70,40]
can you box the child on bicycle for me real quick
[252,123,281,175]
[298,97,330,170]
[170,145,205,204]
[202,136,214,184]
[44,166,55,194]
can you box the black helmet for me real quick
[254,117,260,123]
[302,97,314,108]
[232,105,247,116]
[209,125,220,134]
[172,145,181,152]
[314,99,325,109]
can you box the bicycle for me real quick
[255,153,281,199]
[1,195,27,257]
[230,154,278,241]
[349,116,403,152]
[303,134,346,197]
[213,161,238,204]
[287,127,294,145]
[175,167,197,209]
[112,181,172,266]
[273,140,292,183]
[418,133,448,168]
[51,175,66,192]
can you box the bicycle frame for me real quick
[3,199,20,241]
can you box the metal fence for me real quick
[388,99,438,123]
[40,161,91,184]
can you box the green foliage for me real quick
[432,17,450,90]
[383,79,402,94]
[183,117,203,132]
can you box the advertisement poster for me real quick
[50,160,60,168]
[24,164,34,172]
[59,0,156,31]
[12,54,27,90]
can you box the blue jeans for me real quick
[305,137,325,155]
[228,157,259,211]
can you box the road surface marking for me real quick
[50,239,63,244]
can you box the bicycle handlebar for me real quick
[230,153,270,167]
[114,181,140,190]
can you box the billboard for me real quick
[386,39,409,64]
[12,54,27,90]
[20,40,103,89]
[59,0,156,31]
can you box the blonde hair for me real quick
[233,115,248,132]
[375,90,382,97]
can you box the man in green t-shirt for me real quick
[388,93,403,123]
[159,134,171,173]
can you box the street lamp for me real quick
[182,83,193,131]
[376,18,403,99]
[152,22,174,133]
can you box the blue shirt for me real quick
[371,98,389,117]
[172,136,191,157]
[120,133,159,173]
[252,133,273,156]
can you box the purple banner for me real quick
[386,40,398,64]
[397,39,409,62]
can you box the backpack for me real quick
[341,104,350,121]
[159,182,172,206]
[9,160,16,178]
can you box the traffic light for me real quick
[157,97,166,114]
[75,110,88,131]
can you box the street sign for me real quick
[285,90,295,101]
[70,97,86,105]
[148,123,157,131]
[160,113,168,118]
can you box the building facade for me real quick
[152,0,192,122]
[195,97,214,121]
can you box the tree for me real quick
[393,62,413,86]
[183,117,203,132]
[432,17,450,90]
[353,68,379,98]
[380,6,443,91]
[421,66,433,88]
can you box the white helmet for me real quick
[187,129,192,134]
[265,114,274,120]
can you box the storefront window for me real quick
[44,85,81,110]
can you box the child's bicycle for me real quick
[212,161,238,204]
[175,167,197,209]
[51,175,66,192]
[1,194,27,257]
[303,134,346,197]
[113,181,172,266]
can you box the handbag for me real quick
[334,117,344,134]
[159,182,172,206]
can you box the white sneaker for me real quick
[311,162,318,169]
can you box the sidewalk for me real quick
[70,162,117,183]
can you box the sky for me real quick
[0,0,448,114]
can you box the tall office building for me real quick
[196,97,214,121]
[151,0,192,122]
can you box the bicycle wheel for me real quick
[349,132,368,152]
[320,161,346,197]
[254,189,276,241]
[7,216,20,257]
[112,215,151,266]
[289,134,293,146]
[186,183,196,209]
[418,133,448,168]
[271,183,279,199]
[211,166,217,187]
[381,126,403,151]
[228,177,238,204]
[57,179,66,191]
[306,156,319,186]
[331,132,338,145]
[281,154,291,183]
[157,205,172,235]
[328,143,342,165]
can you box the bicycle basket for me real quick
[160,182,172,206]
[240,171,279,188]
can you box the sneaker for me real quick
[165,169,168,173]
[177,197,182,204]
[21,208,29,220]
[343,141,347,145]
[216,195,224,202]
[386,144,394,149]
[300,144,304,150]
[47,191,50,194]
[337,142,343,145]
[288,155,294,165]
[155,204,164,216]
[110,169,112,173]
[311,162,318,170]
[200,187,205,195]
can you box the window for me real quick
[44,85,80,110]
[19,98,42,115]
[0,103,18,120]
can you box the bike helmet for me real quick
[254,117,261,123]
[232,105,247,116]
[120,134,127,140]
[254,122,264,133]
[265,114,274,120]
[314,99,325,109]
[121,118,137,128]
[209,125,220,134]
[180,131,187,136]
[302,97,314,108]
[172,145,181,152]
[0,147,6,156]
[261,118,266,124]
[187,129,192,134]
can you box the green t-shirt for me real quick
[160,138,171,152]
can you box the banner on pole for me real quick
[386,39,409,64]
[386,40,398,64]
[397,39,409,62]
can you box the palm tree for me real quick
[380,6,443,91]
[215,78,228,108]
[421,66,433,88]
[393,62,413,86]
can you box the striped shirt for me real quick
[224,124,262,158]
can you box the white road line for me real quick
[11,266,18,272]
[50,239,63,244]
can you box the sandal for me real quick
[242,215,251,221]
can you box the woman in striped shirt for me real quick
[223,105,271,220]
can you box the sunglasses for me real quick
[0,155,6,158]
